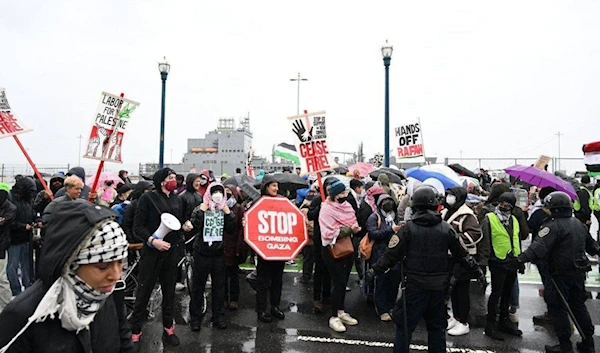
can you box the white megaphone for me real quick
[153,213,182,240]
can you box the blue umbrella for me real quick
[405,167,460,190]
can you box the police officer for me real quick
[508,191,599,353]
[366,187,484,353]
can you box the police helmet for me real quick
[411,187,439,209]
[543,191,572,210]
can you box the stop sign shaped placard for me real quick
[244,197,307,261]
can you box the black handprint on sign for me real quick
[292,119,313,142]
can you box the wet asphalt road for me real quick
[135,267,600,353]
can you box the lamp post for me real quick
[290,72,308,116]
[381,40,393,167]
[158,56,171,168]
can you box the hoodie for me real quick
[190,183,235,257]
[179,173,203,224]
[197,170,211,198]
[0,201,131,353]
[255,169,266,181]
[53,167,91,199]
[121,181,154,244]
[0,184,17,255]
[34,174,65,214]
[366,194,399,264]
[10,178,38,245]
[224,185,246,266]
[377,173,398,204]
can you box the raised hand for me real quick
[292,119,313,142]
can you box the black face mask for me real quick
[337,197,347,204]
[382,202,394,212]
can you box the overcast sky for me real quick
[1,1,599,175]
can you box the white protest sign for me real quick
[0,88,32,139]
[395,119,425,163]
[203,211,224,245]
[83,92,139,163]
[287,111,332,174]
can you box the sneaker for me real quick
[175,282,186,291]
[448,317,459,330]
[162,326,180,346]
[329,317,346,332]
[345,286,351,292]
[508,312,519,324]
[380,313,392,322]
[131,331,142,352]
[338,313,358,326]
[286,260,297,266]
[533,312,553,325]
[448,322,470,336]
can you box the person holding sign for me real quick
[319,180,361,333]
[189,183,235,331]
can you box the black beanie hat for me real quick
[498,192,516,208]
[152,168,176,190]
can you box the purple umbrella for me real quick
[504,165,577,200]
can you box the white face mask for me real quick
[446,195,457,206]
[212,192,223,204]
[200,179,208,186]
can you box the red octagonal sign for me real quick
[244,197,307,261]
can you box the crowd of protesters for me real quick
[0,164,598,353]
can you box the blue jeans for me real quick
[392,282,446,353]
[7,243,31,296]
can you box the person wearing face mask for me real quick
[223,185,245,311]
[319,180,361,332]
[130,168,186,350]
[33,174,64,215]
[366,194,402,322]
[189,183,235,331]
[480,192,523,340]
[197,170,211,198]
[0,201,131,353]
[441,187,487,336]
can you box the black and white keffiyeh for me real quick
[0,220,129,353]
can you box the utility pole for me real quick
[77,135,83,166]
[556,131,562,171]
[290,72,308,116]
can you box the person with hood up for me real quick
[441,187,487,336]
[121,181,154,252]
[119,170,132,185]
[366,193,402,322]
[347,179,371,283]
[0,184,16,309]
[253,175,287,323]
[319,180,361,333]
[8,177,38,296]
[33,174,64,214]
[377,173,398,203]
[189,182,235,331]
[307,177,337,314]
[197,170,211,198]
[42,176,86,226]
[481,192,523,340]
[224,185,245,311]
[178,173,203,242]
[53,167,92,200]
[174,174,186,195]
[0,201,131,353]
[130,168,187,350]
[110,184,132,208]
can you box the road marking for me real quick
[296,335,495,353]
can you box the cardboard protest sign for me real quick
[287,111,332,174]
[203,211,224,245]
[533,155,551,170]
[84,92,139,163]
[0,88,32,139]
[395,119,425,163]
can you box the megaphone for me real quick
[153,213,182,240]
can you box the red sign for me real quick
[244,197,307,261]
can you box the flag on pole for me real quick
[274,143,300,164]
[583,141,600,176]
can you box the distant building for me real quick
[140,117,295,176]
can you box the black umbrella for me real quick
[448,164,477,178]
[253,173,308,192]
[223,175,256,187]
[369,168,405,184]
[334,166,349,174]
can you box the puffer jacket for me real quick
[0,201,131,353]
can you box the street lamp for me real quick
[381,40,393,167]
[158,56,171,168]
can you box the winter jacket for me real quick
[0,201,131,353]
[122,181,154,245]
[377,174,398,203]
[347,192,371,240]
[0,195,17,256]
[42,195,77,226]
[481,213,520,266]
[53,167,91,200]
[134,190,183,246]
[366,195,398,265]
[224,185,245,266]
[191,208,235,257]
[299,202,315,246]
[397,194,410,221]
[9,186,37,245]
[308,196,324,246]
[33,174,65,214]
[197,170,211,198]
[179,174,203,225]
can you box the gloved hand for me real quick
[476,266,488,290]
[504,257,521,272]
[518,262,526,274]
[338,227,352,239]
[365,268,376,284]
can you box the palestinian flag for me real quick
[583,141,600,176]
[274,143,300,164]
